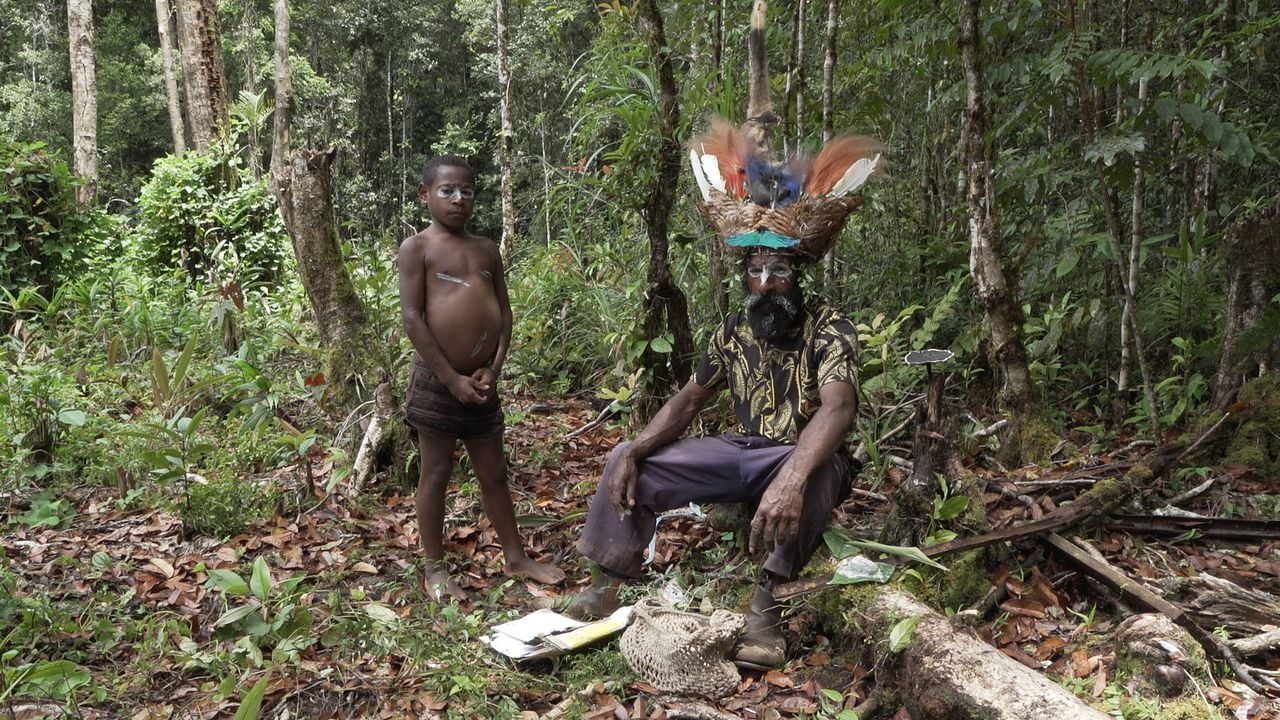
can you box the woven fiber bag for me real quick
[619,596,745,699]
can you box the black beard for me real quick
[744,285,805,343]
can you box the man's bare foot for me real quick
[560,584,619,621]
[421,567,469,602]
[504,555,566,585]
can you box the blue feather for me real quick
[746,156,803,208]
[726,230,800,249]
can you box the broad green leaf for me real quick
[934,496,970,521]
[889,617,921,652]
[364,603,400,625]
[208,568,249,595]
[172,335,197,389]
[824,528,949,571]
[1054,247,1080,278]
[56,408,86,426]
[152,347,170,404]
[214,603,260,628]
[250,556,271,602]
[649,336,673,353]
[233,672,271,720]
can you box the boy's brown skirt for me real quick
[404,357,503,440]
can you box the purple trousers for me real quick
[577,435,849,579]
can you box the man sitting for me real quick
[569,250,860,669]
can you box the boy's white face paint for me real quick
[435,185,475,200]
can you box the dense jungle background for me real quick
[3,0,1280,717]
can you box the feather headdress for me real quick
[688,117,883,259]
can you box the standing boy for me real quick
[399,155,564,599]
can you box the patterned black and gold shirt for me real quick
[694,302,860,443]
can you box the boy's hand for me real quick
[470,367,497,402]
[446,373,488,404]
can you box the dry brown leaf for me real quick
[764,669,794,688]
[352,561,379,574]
[146,557,175,578]
[1090,664,1108,697]
[805,651,831,666]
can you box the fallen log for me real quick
[862,588,1110,719]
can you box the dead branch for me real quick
[1044,532,1278,694]
[1231,628,1280,658]
[973,418,1009,439]
[1163,474,1220,507]
[663,700,745,720]
[779,429,1222,602]
[539,682,616,720]
[1105,515,1280,542]
[563,405,617,441]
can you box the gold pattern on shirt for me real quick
[695,302,860,443]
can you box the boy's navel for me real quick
[436,272,470,287]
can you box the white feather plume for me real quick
[689,149,711,201]
[699,152,726,194]
[829,154,881,197]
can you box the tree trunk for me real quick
[820,0,835,144]
[269,0,291,196]
[274,148,377,410]
[959,0,1034,418]
[1122,72,1160,434]
[792,0,805,149]
[238,0,261,180]
[154,0,186,154]
[67,0,97,202]
[1212,195,1280,408]
[175,0,228,150]
[862,589,1110,720]
[634,0,693,419]
[742,0,776,155]
[819,0,837,281]
[495,0,516,256]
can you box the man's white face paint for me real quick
[746,261,794,284]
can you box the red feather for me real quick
[691,116,752,198]
[804,136,882,196]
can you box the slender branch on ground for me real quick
[973,418,1008,439]
[1163,474,1220,507]
[563,405,617,441]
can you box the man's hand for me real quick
[608,449,640,516]
[749,470,806,554]
[446,372,488,404]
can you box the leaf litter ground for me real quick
[3,397,1279,718]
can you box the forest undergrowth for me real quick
[4,381,1279,718]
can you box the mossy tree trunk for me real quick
[634,0,694,421]
[958,0,1035,440]
[1213,194,1280,410]
[274,147,378,411]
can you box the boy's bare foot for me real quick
[421,567,469,602]
[504,556,566,585]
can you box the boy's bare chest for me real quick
[424,248,495,290]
